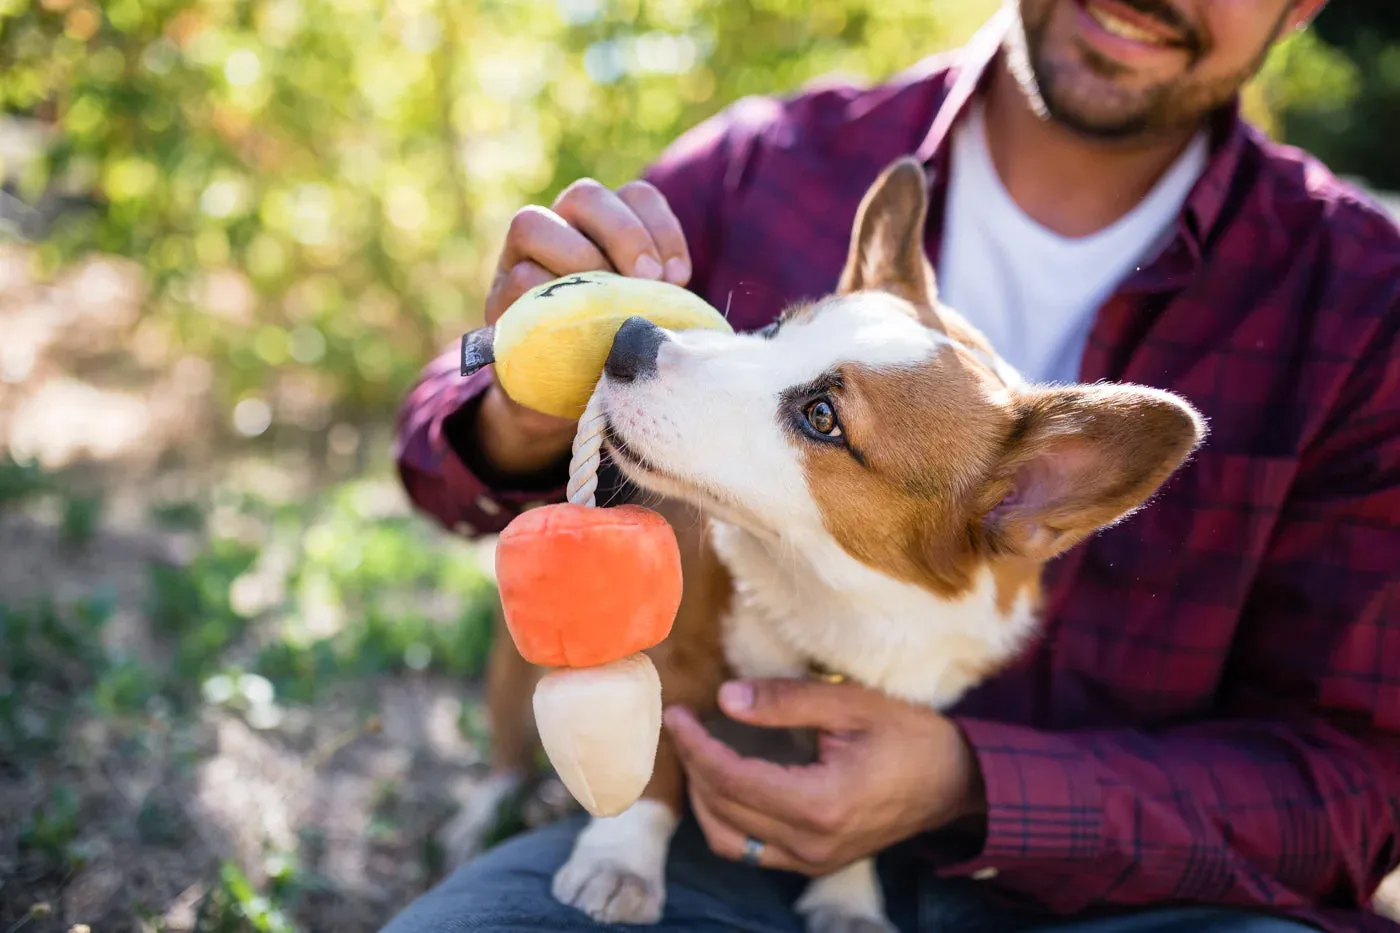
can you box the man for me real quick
[386,0,1400,930]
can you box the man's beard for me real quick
[1006,0,1286,142]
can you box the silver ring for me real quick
[739,836,765,866]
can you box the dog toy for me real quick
[461,270,732,817]
[460,270,731,420]
[494,503,680,816]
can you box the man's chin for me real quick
[1044,95,1154,141]
[1010,33,1175,140]
[1033,62,1164,140]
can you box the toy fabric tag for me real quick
[461,325,495,376]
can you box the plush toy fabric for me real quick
[494,503,682,669]
[461,270,731,419]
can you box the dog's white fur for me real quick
[712,527,1038,709]
[553,799,680,925]
[795,857,891,933]
[548,294,1039,931]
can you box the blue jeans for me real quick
[380,814,1316,932]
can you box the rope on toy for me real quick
[566,379,606,508]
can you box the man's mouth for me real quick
[1075,0,1190,49]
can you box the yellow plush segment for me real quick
[494,271,733,420]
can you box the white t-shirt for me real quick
[936,100,1209,386]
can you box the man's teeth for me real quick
[1086,3,1170,45]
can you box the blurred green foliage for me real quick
[251,480,498,703]
[0,0,996,428]
[146,534,261,694]
[1,593,112,757]
[2,466,495,759]
[19,784,85,872]
[197,861,298,933]
[1272,5,1400,189]
[0,452,48,506]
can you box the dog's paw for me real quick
[550,800,678,925]
[796,859,892,933]
[801,907,898,933]
[552,854,665,925]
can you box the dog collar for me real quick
[806,659,850,685]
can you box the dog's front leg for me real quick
[552,793,681,925]
[796,858,897,933]
[552,497,730,924]
[552,641,721,924]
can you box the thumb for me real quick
[718,678,872,731]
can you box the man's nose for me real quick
[604,316,667,383]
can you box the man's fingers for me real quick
[498,205,612,278]
[664,706,827,817]
[553,179,665,280]
[688,784,814,875]
[492,180,686,305]
[616,181,691,285]
[717,678,873,732]
[694,770,833,840]
[487,259,556,325]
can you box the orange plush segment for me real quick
[494,504,682,669]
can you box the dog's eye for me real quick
[804,399,841,437]
[759,321,780,340]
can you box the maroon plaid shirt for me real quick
[394,12,1400,931]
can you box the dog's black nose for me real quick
[605,316,666,384]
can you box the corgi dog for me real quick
[458,157,1206,933]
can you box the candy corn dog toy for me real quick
[461,270,731,421]
[460,271,732,817]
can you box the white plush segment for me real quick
[533,652,663,817]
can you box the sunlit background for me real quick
[0,1,1397,930]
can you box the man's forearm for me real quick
[394,347,570,537]
[464,382,576,481]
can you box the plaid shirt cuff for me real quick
[395,348,567,538]
[939,717,1106,876]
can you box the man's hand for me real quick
[663,678,986,877]
[474,178,693,478]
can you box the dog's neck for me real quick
[709,519,1041,711]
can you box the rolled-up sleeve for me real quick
[393,346,565,538]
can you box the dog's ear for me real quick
[837,157,940,323]
[977,384,1206,562]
